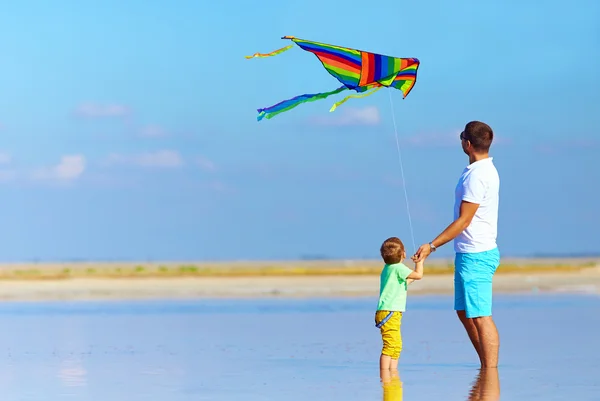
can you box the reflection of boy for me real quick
[375,237,424,371]
[380,365,403,401]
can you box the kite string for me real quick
[388,90,416,254]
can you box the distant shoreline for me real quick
[0,259,597,302]
[0,257,597,280]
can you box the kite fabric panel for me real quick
[246,36,420,121]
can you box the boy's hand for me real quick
[407,255,424,281]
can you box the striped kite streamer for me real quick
[246,36,420,121]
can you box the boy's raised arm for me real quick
[406,260,424,284]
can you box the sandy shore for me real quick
[0,267,598,301]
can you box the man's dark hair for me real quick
[463,121,494,152]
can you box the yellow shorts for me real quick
[375,310,403,359]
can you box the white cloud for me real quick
[402,131,459,147]
[534,138,599,154]
[75,103,131,118]
[204,180,236,194]
[310,106,381,126]
[401,129,513,148]
[31,155,86,182]
[197,156,216,171]
[0,170,17,182]
[0,152,11,164]
[55,155,86,180]
[139,125,168,137]
[106,150,183,168]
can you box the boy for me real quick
[375,236,424,371]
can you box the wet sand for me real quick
[0,267,598,301]
[0,295,597,400]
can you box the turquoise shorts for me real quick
[454,247,500,318]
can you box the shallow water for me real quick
[0,294,597,400]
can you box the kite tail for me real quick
[329,86,383,112]
[245,44,294,59]
[257,86,348,121]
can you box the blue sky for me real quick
[0,0,598,261]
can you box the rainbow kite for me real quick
[246,36,420,121]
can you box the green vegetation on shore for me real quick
[0,259,596,280]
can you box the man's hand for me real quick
[412,243,432,263]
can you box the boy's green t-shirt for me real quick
[377,262,414,312]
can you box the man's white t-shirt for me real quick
[453,157,500,254]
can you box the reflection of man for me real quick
[380,369,403,401]
[467,368,500,401]
[412,121,501,368]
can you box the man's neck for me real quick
[469,152,489,164]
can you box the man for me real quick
[412,120,501,368]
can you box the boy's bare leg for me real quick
[380,367,391,382]
[473,317,499,368]
[390,357,399,370]
[457,311,483,364]
[380,354,392,370]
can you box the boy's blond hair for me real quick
[380,237,405,264]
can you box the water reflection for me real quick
[0,296,594,400]
[466,369,500,401]
[58,357,88,388]
[380,369,403,401]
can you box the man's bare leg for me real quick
[457,310,483,364]
[473,316,499,368]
